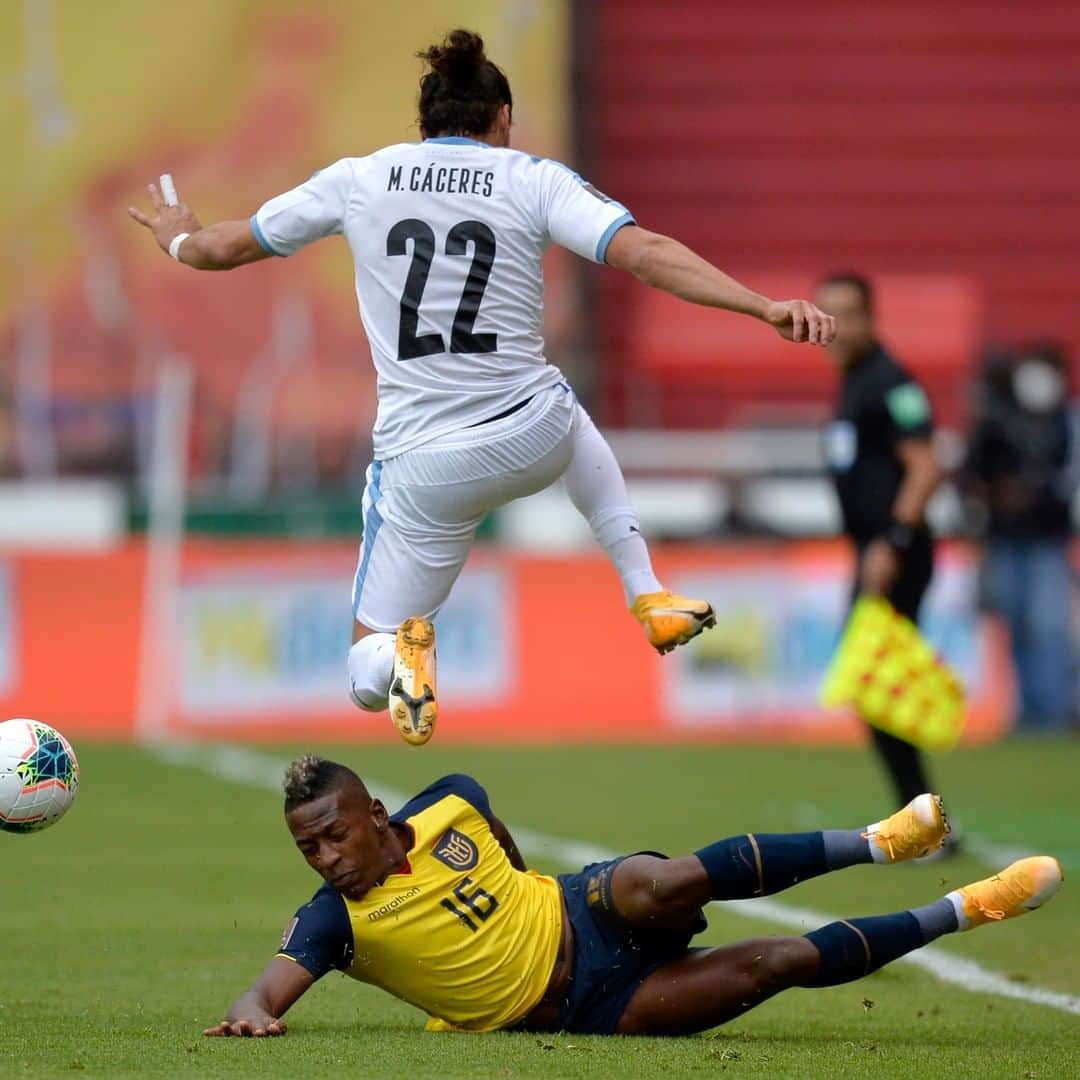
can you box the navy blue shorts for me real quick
[555,854,708,1034]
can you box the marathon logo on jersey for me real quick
[367,886,422,922]
[388,165,495,197]
[432,828,479,872]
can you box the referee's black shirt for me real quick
[824,343,934,546]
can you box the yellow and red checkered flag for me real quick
[821,596,965,752]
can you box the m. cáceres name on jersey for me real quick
[389,164,495,197]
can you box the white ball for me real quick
[0,718,80,834]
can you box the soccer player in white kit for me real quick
[130,30,836,746]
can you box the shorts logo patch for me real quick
[432,828,479,871]
[279,916,299,951]
[586,875,603,907]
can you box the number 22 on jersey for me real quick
[387,219,499,361]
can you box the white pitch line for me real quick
[154,742,1080,1018]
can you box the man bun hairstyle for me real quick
[283,754,366,813]
[417,29,512,138]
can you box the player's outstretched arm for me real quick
[128,182,270,271]
[604,225,836,346]
[203,957,314,1037]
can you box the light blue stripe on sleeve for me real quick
[250,214,285,257]
[596,211,635,263]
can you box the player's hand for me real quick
[860,538,900,597]
[202,1015,287,1038]
[127,181,202,255]
[764,300,836,346]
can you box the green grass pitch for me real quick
[2,739,1078,1078]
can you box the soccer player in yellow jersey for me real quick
[204,757,1063,1038]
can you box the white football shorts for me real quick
[352,383,578,632]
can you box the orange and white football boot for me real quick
[952,856,1064,930]
[631,589,716,655]
[864,793,950,863]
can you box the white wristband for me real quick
[168,232,190,261]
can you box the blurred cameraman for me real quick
[964,344,1078,733]
[816,272,945,810]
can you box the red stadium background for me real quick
[581,1,1080,429]
[2,1,1077,745]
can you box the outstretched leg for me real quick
[560,404,661,604]
[346,416,572,744]
[616,856,1063,1036]
[602,794,949,934]
[561,404,714,653]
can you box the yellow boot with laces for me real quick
[863,793,949,863]
[953,856,1064,930]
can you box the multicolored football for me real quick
[0,718,80,834]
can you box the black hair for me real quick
[817,271,875,314]
[283,755,366,813]
[417,29,512,138]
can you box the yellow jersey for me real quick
[276,774,563,1032]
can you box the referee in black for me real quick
[815,272,946,811]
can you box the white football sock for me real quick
[562,409,661,605]
[347,633,395,712]
[944,889,971,930]
[863,820,893,864]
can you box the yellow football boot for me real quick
[388,616,437,747]
[954,856,1064,930]
[631,590,716,655]
[864,793,949,863]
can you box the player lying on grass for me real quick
[204,757,1063,1038]
[129,28,836,748]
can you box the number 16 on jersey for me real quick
[440,877,499,932]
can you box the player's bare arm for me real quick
[861,437,943,596]
[127,181,269,270]
[203,955,313,1037]
[604,225,836,346]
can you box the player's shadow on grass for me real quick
[287,1023,1011,1050]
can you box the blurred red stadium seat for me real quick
[626,274,982,429]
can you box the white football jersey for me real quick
[252,136,634,458]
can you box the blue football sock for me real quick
[804,912,926,986]
[694,833,829,900]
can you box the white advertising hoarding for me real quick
[176,561,512,722]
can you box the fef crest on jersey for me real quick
[432,828,479,871]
